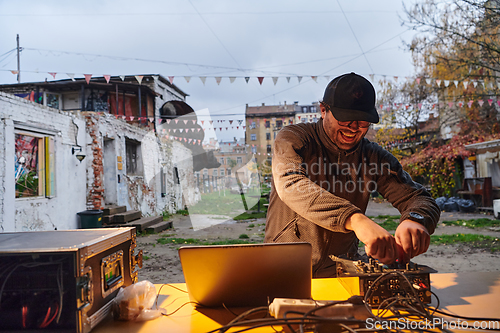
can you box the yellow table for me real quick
[93,272,500,333]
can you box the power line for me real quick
[336,0,374,73]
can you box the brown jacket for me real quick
[264,119,440,276]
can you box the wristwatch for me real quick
[407,212,425,223]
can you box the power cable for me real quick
[336,0,374,73]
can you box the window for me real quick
[250,121,256,129]
[266,133,271,140]
[310,106,317,113]
[251,134,257,141]
[227,168,231,176]
[213,169,218,176]
[15,133,55,198]
[220,169,225,176]
[237,157,242,164]
[274,132,277,139]
[220,157,224,165]
[126,140,143,175]
[265,121,270,128]
[203,169,209,176]
[302,107,308,113]
[276,120,283,128]
[267,145,272,153]
[251,146,257,153]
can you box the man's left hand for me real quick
[394,220,430,261]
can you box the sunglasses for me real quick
[337,120,371,128]
[322,103,371,128]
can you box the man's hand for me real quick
[395,220,430,261]
[345,213,398,264]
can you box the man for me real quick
[264,72,440,278]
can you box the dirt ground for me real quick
[136,201,500,284]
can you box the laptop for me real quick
[178,242,312,307]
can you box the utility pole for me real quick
[16,34,21,83]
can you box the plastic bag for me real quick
[113,280,164,321]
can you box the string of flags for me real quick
[7,69,500,88]
[378,98,500,111]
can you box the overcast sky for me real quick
[0,0,418,141]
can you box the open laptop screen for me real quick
[179,242,312,307]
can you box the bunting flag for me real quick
[297,76,303,83]
[257,77,264,85]
[215,77,222,85]
[119,75,125,81]
[416,77,421,84]
[184,76,191,83]
[272,77,278,85]
[49,72,57,79]
[84,74,92,84]
[200,77,206,85]
[286,77,291,83]
[229,77,236,83]
[11,70,19,75]
[245,77,250,83]
[135,75,143,84]
[104,75,111,83]
[67,73,75,81]
[168,76,174,84]
[311,76,317,82]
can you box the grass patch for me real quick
[369,215,401,230]
[157,237,257,246]
[248,224,255,228]
[239,234,249,239]
[143,255,150,260]
[186,190,263,216]
[430,233,500,252]
[442,218,500,229]
[233,211,267,220]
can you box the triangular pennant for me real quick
[49,72,57,79]
[135,75,143,84]
[67,73,75,81]
[448,102,454,108]
[488,99,493,106]
[197,128,201,132]
[454,80,459,87]
[436,79,441,86]
[215,77,222,85]
[168,76,174,84]
[478,100,484,107]
[416,77,421,84]
[311,76,317,82]
[463,81,469,89]
[229,120,233,124]
[184,76,191,83]
[286,77,291,83]
[84,74,92,84]
[209,120,213,125]
[297,76,303,83]
[153,75,159,82]
[242,126,245,129]
[473,81,478,88]
[325,76,330,81]
[179,129,183,133]
[444,80,450,87]
[167,119,171,124]
[245,77,250,83]
[200,77,206,85]
[183,120,188,124]
[173,129,177,133]
[257,77,264,85]
[119,75,125,81]
[192,120,196,124]
[425,78,431,85]
[467,100,473,108]
[229,77,236,83]
[149,117,153,122]
[272,77,278,85]
[201,120,204,125]
[10,70,18,75]
[458,102,463,108]
[497,101,500,107]
[393,76,398,82]
[174,119,179,124]
[104,75,111,83]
